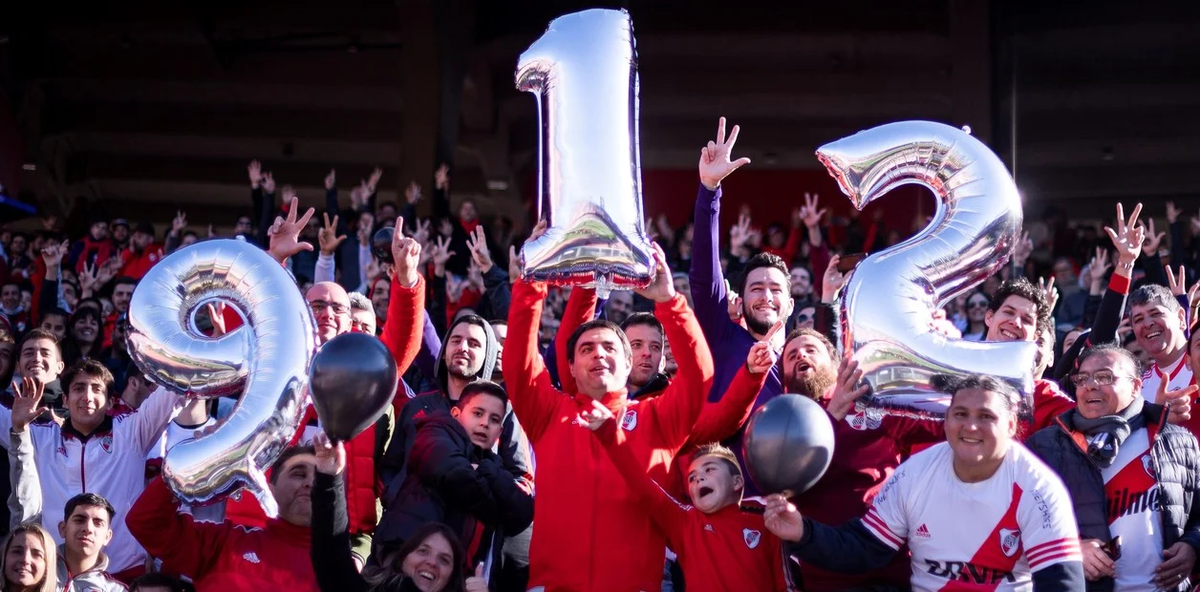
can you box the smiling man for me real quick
[4,359,185,582]
[1129,285,1190,406]
[128,445,320,591]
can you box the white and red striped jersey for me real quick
[1140,354,1192,405]
[1101,429,1162,591]
[862,442,1081,591]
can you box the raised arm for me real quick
[642,245,715,449]
[687,337,774,446]
[126,477,232,579]
[691,117,751,341]
[382,227,427,380]
[7,428,41,528]
[585,406,686,543]
[503,279,564,444]
[554,286,600,396]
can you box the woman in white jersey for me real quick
[765,374,1086,591]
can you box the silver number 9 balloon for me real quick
[817,121,1035,419]
[127,239,317,512]
[515,8,655,296]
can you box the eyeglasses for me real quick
[796,313,813,323]
[1069,370,1132,387]
[309,300,349,315]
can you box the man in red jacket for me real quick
[127,446,320,592]
[119,222,164,281]
[504,243,714,592]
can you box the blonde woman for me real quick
[0,522,56,592]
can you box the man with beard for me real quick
[779,328,944,591]
[118,222,164,281]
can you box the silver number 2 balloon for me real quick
[818,121,1035,419]
[515,8,655,296]
[127,239,317,512]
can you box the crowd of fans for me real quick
[0,117,1197,591]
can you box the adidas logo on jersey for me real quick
[915,523,931,538]
[242,551,261,564]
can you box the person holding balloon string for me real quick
[764,374,1087,591]
[576,338,797,591]
[503,239,715,592]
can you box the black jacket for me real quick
[312,472,437,592]
[374,412,533,579]
[1026,403,1200,592]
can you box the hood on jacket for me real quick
[435,314,498,398]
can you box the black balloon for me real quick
[372,227,394,264]
[308,332,398,441]
[743,394,835,496]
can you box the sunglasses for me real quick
[796,312,813,323]
[967,301,989,310]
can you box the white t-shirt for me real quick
[862,442,1082,591]
[1141,355,1193,405]
[147,417,223,523]
[1100,429,1163,591]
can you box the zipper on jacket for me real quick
[79,440,87,491]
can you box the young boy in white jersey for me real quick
[765,374,1085,591]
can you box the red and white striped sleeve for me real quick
[1018,458,1083,571]
[860,465,910,551]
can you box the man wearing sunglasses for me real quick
[1028,344,1200,590]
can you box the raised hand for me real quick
[205,301,228,337]
[1037,276,1060,312]
[698,117,751,191]
[267,196,317,265]
[171,211,188,235]
[357,213,374,247]
[465,563,488,592]
[41,240,69,269]
[763,494,805,542]
[822,255,846,303]
[11,377,48,432]
[798,193,826,229]
[577,399,614,431]
[248,160,263,188]
[1167,201,1182,225]
[730,213,752,252]
[1140,218,1165,257]
[79,262,99,295]
[324,169,336,191]
[435,164,450,191]
[366,166,383,195]
[404,181,422,205]
[1103,202,1145,266]
[312,432,347,476]
[1189,281,1200,313]
[318,213,347,256]
[431,236,455,277]
[97,255,123,285]
[1012,231,1034,267]
[466,226,494,273]
[392,218,422,288]
[262,172,276,194]
[633,243,676,303]
[727,284,744,324]
[1166,265,1187,297]
[413,219,431,245]
[826,355,871,421]
[1161,379,1196,425]
[467,260,485,292]
[747,322,783,374]
[1087,247,1110,287]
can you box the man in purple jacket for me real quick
[690,117,805,494]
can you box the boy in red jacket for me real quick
[580,340,796,592]
[503,243,715,592]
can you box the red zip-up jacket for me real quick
[504,279,714,592]
[128,477,318,592]
[593,406,795,592]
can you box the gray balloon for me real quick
[308,332,398,442]
[742,394,835,496]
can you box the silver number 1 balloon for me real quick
[515,8,655,296]
[127,239,317,512]
[817,121,1035,419]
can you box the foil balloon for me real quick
[308,332,398,442]
[817,121,1034,420]
[743,394,835,496]
[128,239,317,512]
[515,8,655,296]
